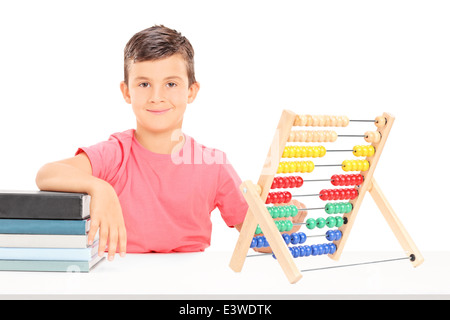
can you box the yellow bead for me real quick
[288,162,296,173]
[282,147,289,158]
[319,146,327,157]
[342,160,352,172]
[283,162,290,173]
[277,163,283,174]
[368,145,375,157]
[362,160,370,171]
[307,161,315,173]
[312,147,320,158]
[299,146,307,158]
[353,160,361,171]
[353,145,362,157]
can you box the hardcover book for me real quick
[0,190,90,220]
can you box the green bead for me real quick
[272,207,280,219]
[290,205,298,217]
[274,220,280,231]
[306,218,316,230]
[278,220,286,232]
[335,216,344,227]
[326,216,336,228]
[278,207,286,218]
[267,207,273,218]
[345,203,353,213]
[325,203,335,214]
[255,224,262,235]
[285,220,293,232]
[316,217,326,228]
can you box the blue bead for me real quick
[291,233,300,245]
[299,232,307,244]
[322,243,330,254]
[256,237,264,248]
[304,245,311,257]
[299,246,306,257]
[326,230,335,241]
[263,238,270,247]
[335,230,342,241]
[311,245,318,256]
[292,246,300,258]
[282,233,291,245]
[250,238,257,248]
[329,243,337,254]
[272,253,277,259]
[317,244,324,255]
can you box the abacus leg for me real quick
[369,178,424,267]
[230,180,303,284]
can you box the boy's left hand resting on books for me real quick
[35,152,127,260]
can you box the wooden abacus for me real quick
[229,110,424,284]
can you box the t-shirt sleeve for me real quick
[214,154,249,227]
[75,138,124,184]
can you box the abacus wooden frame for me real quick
[229,110,424,284]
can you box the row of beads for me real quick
[288,130,381,143]
[331,174,364,186]
[353,145,375,157]
[282,146,327,158]
[277,160,369,174]
[325,202,353,214]
[294,115,349,127]
[271,176,304,189]
[277,161,315,174]
[255,219,294,235]
[251,229,343,249]
[273,243,338,259]
[342,160,370,172]
[288,130,338,143]
[265,191,292,204]
[319,188,358,201]
[306,216,344,229]
[267,205,299,218]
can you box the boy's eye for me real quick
[139,82,150,88]
[166,82,177,88]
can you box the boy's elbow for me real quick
[35,162,54,190]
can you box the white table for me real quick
[0,251,448,299]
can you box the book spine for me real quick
[0,234,93,248]
[0,244,98,261]
[0,219,89,235]
[0,192,90,220]
[0,256,104,272]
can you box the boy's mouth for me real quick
[146,108,172,115]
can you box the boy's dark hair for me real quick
[123,25,196,87]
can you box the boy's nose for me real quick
[148,87,165,103]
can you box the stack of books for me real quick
[0,190,104,272]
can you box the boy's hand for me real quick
[253,199,307,254]
[88,181,127,261]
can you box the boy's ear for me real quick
[187,82,200,104]
[120,81,131,104]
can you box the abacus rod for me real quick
[300,256,411,273]
[338,135,366,137]
[349,119,375,122]
[303,179,331,182]
[291,194,321,198]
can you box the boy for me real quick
[35,25,248,260]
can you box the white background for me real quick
[0,0,448,255]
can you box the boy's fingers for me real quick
[108,229,118,261]
[118,228,127,257]
[98,226,109,257]
[87,219,100,245]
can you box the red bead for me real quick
[284,191,292,203]
[266,193,273,204]
[345,189,352,200]
[350,174,356,185]
[271,192,279,203]
[296,176,304,188]
[278,192,284,203]
[356,174,364,185]
[320,189,329,201]
[271,178,278,189]
[328,189,336,200]
[350,189,358,199]
[339,190,346,200]
[343,175,351,186]
[331,174,340,186]
[288,176,297,188]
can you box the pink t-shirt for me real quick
[76,129,248,253]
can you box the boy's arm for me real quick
[35,152,126,260]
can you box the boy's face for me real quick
[120,54,199,135]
